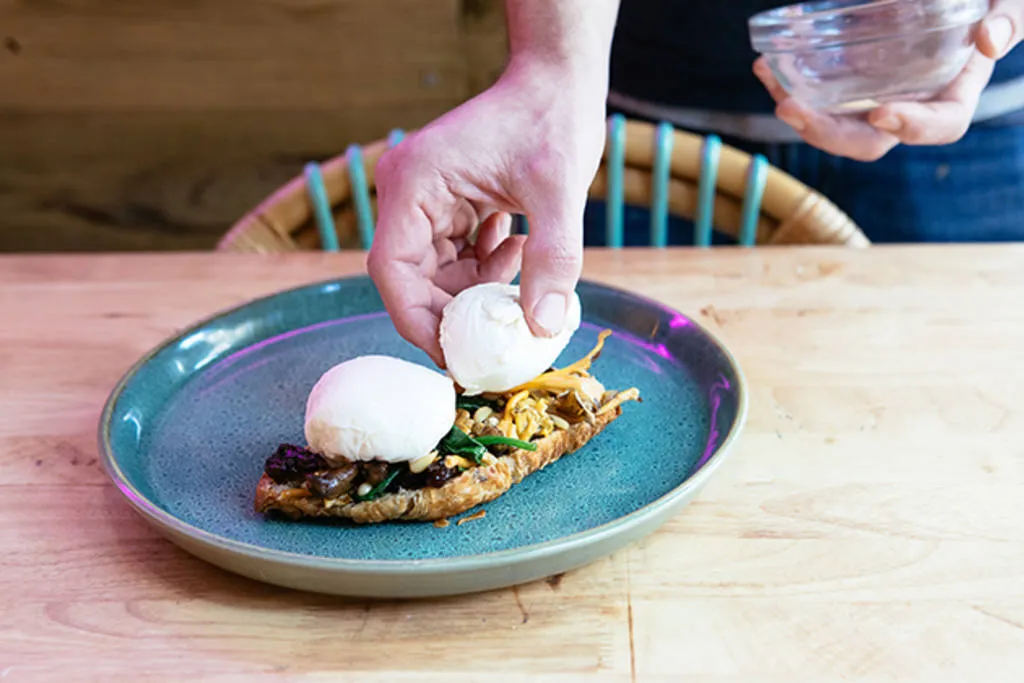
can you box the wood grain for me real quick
[2,246,1024,681]
[0,0,510,252]
[0,107,453,252]
[0,0,467,109]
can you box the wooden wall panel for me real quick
[0,0,510,252]
[0,0,467,109]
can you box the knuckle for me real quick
[523,149,570,193]
[534,240,583,277]
[375,135,429,181]
[518,137,598,197]
[904,102,972,144]
[366,246,388,280]
[897,117,928,143]
[374,149,399,183]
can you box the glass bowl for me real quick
[749,0,989,114]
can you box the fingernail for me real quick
[986,16,1013,56]
[872,115,902,133]
[532,293,567,336]
[777,110,806,132]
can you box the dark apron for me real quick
[600,0,1024,243]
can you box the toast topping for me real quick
[259,329,641,506]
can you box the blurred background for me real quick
[0,0,508,252]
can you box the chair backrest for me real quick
[217,115,869,253]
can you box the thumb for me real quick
[518,199,584,338]
[978,1,1024,59]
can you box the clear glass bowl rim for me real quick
[749,0,990,52]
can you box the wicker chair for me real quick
[217,115,869,252]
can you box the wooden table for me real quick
[3,246,1023,681]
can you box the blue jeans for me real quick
[583,116,1024,245]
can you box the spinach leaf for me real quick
[438,426,489,464]
[355,468,401,502]
[437,426,539,465]
[475,435,537,452]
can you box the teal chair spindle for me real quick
[649,121,674,248]
[603,116,765,249]
[605,113,626,248]
[304,119,773,252]
[739,155,769,247]
[387,128,405,148]
[694,135,722,247]
[346,144,375,250]
[303,162,339,253]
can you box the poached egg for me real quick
[304,355,455,465]
[439,282,581,395]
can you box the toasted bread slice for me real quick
[254,400,626,524]
[255,329,640,525]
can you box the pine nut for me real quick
[550,414,570,430]
[409,451,438,474]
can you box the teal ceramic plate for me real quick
[100,275,747,598]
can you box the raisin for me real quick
[361,461,389,486]
[396,468,427,491]
[424,460,460,488]
[264,444,327,485]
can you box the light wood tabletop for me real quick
[2,246,1023,682]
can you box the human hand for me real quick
[367,59,607,366]
[753,1,1023,161]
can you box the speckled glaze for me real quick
[100,276,747,597]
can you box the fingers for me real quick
[753,58,900,161]
[754,51,993,158]
[867,51,994,145]
[752,58,788,104]
[436,211,522,293]
[518,198,584,337]
[978,0,1024,59]
[367,253,449,366]
[480,234,526,282]
[474,211,513,259]
[368,159,448,366]
[433,234,526,294]
[779,98,902,161]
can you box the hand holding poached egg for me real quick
[439,282,581,395]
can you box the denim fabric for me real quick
[756,122,1024,243]
[584,116,1024,245]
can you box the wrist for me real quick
[502,0,618,104]
[502,50,610,109]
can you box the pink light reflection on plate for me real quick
[696,374,730,471]
[668,314,693,329]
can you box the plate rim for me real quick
[98,274,748,575]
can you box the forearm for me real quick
[504,0,620,85]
